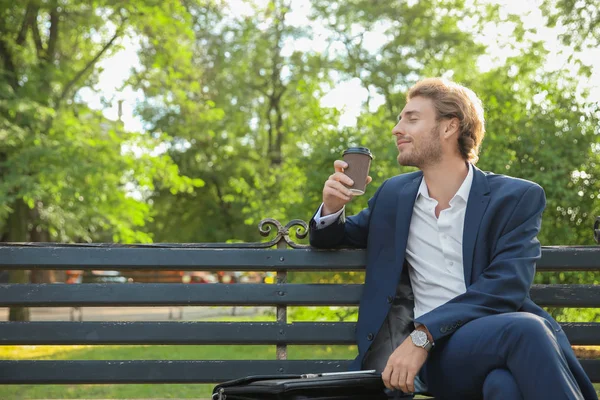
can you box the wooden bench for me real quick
[0,218,599,397]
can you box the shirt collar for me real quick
[416,163,474,205]
[416,176,431,200]
[453,163,474,205]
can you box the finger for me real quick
[382,365,392,390]
[333,160,348,173]
[329,172,354,186]
[366,176,372,185]
[391,367,403,390]
[323,186,350,201]
[327,180,353,197]
[328,172,354,186]
[406,371,416,393]
[397,370,408,393]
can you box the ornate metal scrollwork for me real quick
[1,219,312,249]
[258,218,310,248]
[594,216,599,244]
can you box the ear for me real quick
[442,118,459,139]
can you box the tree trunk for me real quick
[266,1,286,165]
[29,202,57,283]
[6,199,31,321]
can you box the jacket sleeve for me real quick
[309,180,388,249]
[415,184,546,342]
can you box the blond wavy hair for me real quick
[407,78,485,164]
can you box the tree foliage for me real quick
[1,0,598,322]
[0,0,202,319]
[542,0,600,51]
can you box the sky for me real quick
[77,0,600,132]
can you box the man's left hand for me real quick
[382,333,429,393]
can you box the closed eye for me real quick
[397,117,419,123]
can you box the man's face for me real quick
[392,96,442,168]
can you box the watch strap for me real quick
[423,340,433,352]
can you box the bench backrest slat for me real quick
[0,321,598,346]
[1,283,599,308]
[0,360,351,384]
[0,359,597,384]
[1,246,599,271]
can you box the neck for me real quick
[421,157,469,204]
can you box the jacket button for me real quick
[367,333,374,341]
[387,295,393,304]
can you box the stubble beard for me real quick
[397,123,443,169]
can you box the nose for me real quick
[392,121,404,137]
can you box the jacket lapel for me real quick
[395,174,422,269]
[462,166,491,286]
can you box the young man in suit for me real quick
[309,78,597,399]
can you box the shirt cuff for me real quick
[313,204,344,229]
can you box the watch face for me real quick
[411,330,427,346]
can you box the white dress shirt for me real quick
[314,164,474,320]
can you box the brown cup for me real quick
[342,147,373,195]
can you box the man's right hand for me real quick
[322,160,372,216]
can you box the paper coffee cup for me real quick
[342,147,373,195]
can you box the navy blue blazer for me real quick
[309,166,563,370]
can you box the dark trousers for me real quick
[420,312,597,400]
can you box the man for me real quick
[309,78,597,399]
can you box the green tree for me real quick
[139,0,340,243]
[0,0,202,320]
[543,0,600,51]
[140,0,496,244]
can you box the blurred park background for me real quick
[0,0,599,397]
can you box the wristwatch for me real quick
[410,330,433,352]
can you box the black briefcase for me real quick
[211,371,388,400]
